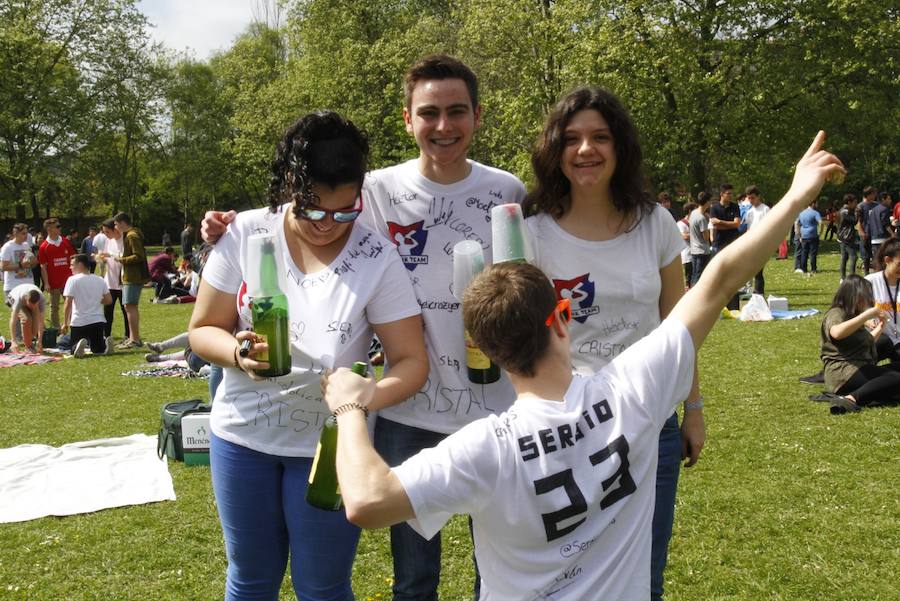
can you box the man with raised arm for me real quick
[322,132,843,601]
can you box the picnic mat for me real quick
[121,360,209,379]
[0,434,176,523]
[0,353,62,367]
[771,308,820,320]
[723,308,820,321]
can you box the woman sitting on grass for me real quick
[865,237,900,363]
[820,274,900,414]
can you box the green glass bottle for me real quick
[251,239,291,377]
[306,361,368,511]
[452,240,501,385]
[466,329,500,384]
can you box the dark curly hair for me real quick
[267,111,369,216]
[524,87,653,230]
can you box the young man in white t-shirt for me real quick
[361,54,526,600]
[741,186,771,294]
[62,254,113,357]
[200,55,526,599]
[1,223,38,301]
[322,133,844,600]
[93,219,129,339]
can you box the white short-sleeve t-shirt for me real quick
[676,219,691,265]
[362,160,527,434]
[394,318,695,601]
[527,205,684,374]
[63,273,109,327]
[1,240,35,292]
[202,205,421,457]
[866,271,900,346]
[8,283,44,314]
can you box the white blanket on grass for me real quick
[0,434,176,523]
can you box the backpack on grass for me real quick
[157,399,211,461]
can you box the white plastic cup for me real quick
[490,203,534,264]
[452,240,485,302]
[244,233,284,298]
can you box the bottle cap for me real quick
[490,203,534,264]
[244,233,284,297]
[452,240,485,301]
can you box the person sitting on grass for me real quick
[6,283,45,354]
[321,132,844,600]
[865,237,900,363]
[62,254,113,357]
[820,275,900,414]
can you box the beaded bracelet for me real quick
[684,395,704,411]
[331,402,369,418]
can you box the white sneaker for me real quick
[104,336,115,355]
[73,338,87,358]
[793,269,804,274]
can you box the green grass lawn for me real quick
[1,241,898,600]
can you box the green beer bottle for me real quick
[466,329,501,384]
[306,361,368,511]
[251,238,291,377]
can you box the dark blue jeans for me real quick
[374,417,451,601]
[210,434,360,601]
[689,254,710,287]
[651,412,682,601]
[859,237,873,274]
[800,237,819,272]
[840,242,858,279]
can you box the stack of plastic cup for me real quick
[490,203,533,264]
[244,233,283,298]
[452,240,485,302]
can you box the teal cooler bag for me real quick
[157,400,211,465]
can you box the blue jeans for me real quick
[840,242,858,279]
[689,254,709,287]
[374,417,450,601]
[210,434,360,601]
[859,237,873,274]
[208,364,224,401]
[800,237,819,272]
[651,412,682,601]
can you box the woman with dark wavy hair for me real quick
[189,111,427,601]
[524,86,704,601]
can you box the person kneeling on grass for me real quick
[321,132,844,600]
[6,283,45,353]
[819,275,900,414]
[62,254,114,357]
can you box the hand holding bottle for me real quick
[233,330,271,381]
[322,365,375,413]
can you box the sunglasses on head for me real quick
[545,298,572,326]
[298,193,364,223]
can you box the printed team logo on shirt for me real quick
[236,280,252,327]
[553,275,599,323]
[387,221,429,271]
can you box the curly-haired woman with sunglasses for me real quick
[189,111,428,601]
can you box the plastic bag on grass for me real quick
[739,293,773,321]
